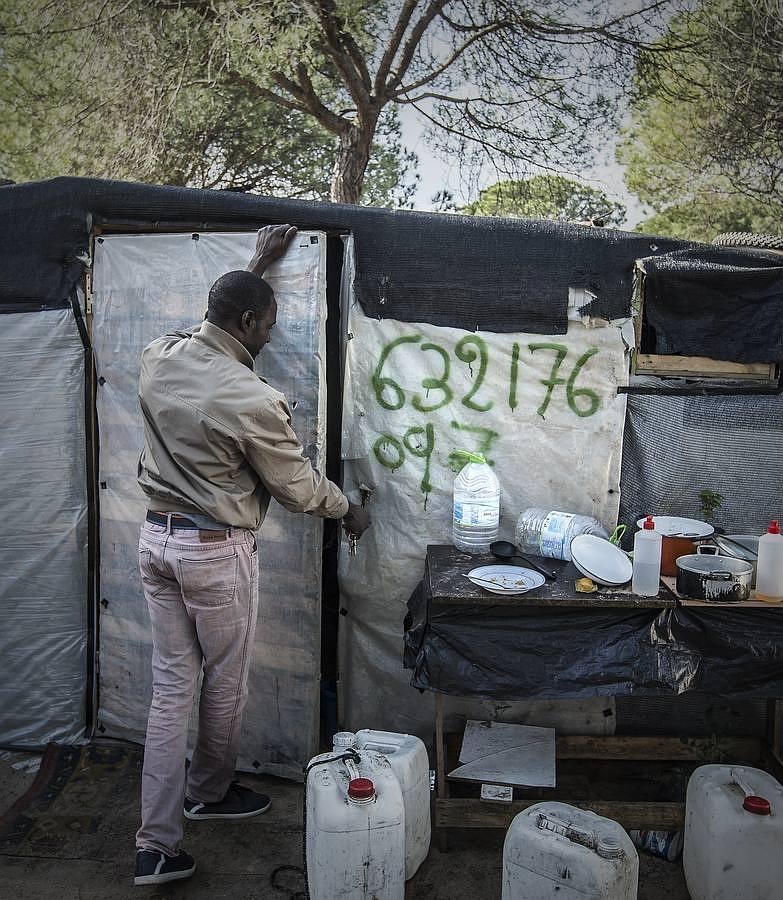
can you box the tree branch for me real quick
[385,0,449,94]
[238,66,345,135]
[389,19,513,99]
[410,100,549,161]
[374,0,418,96]
[302,0,372,106]
[1,0,135,37]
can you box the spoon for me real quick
[489,540,558,581]
[462,574,520,590]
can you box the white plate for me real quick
[635,515,714,538]
[467,565,546,595]
[570,534,633,587]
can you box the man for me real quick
[133,225,370,886]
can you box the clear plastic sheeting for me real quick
[92,232,328,779]
[338,237,628,739]
[619,391,783,541]
[0,309,88,746]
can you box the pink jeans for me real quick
[135,520,258,855]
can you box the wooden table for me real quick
[416,545,783,840]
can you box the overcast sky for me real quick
[399,105,647,227]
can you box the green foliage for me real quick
[460,176,626,227]
[1,0,675,204]
[619,0,783,241]
[699,489,725,522]
[633,198,781,243]
[0,1,416,206]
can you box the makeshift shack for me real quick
[1,178,781,783]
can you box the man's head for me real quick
[207,270,277,358]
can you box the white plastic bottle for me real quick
[631,515,662,596]
[452,452,500,554]
[515,508,609,561]
[756,519,783,601]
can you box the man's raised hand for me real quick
[247,225,298,276]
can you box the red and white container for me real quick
[756,520,783,601]
[305,743,405,900]
[684,764,783,900]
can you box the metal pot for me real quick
[661,535,701,577]
[711,534,760,587]
[676,546,753,602]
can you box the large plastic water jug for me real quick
[354,729,431,879]
[515,508,608,561]
[452,451,500,554]
[683,764,783,900]
[502,802,638,899]
[305,743,405,900]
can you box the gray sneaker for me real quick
[134,848,196,886]
[184,781,271,820]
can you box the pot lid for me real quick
[677,553,753,576]
[713,534,760,561]
[636,516,714,538]
[570,535,633,587]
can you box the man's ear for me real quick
[240,309,254,331]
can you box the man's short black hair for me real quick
[207,271,275,324]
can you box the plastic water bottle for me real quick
[452,452,500,554]
[515,508,608,561]
[628,829,683,862]
[632,515,662,596]
[756,519,783,601]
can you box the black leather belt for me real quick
[146,511,200,529]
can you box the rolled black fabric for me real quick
[0,177,687,334]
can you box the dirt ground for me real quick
[0,744,690,899]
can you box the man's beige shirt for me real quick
[137,320,348,529]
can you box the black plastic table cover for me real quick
[404,581,783,700]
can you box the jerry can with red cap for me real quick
[684,764,783,899]
[305,734,405,900]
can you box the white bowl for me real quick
[570,534,633,587]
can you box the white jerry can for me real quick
[502,802,638,900]
[305,744,405,900]
[354,729,432,879]
[683,764,783,900]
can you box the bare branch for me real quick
[233,62,347,136]
[302,0,372,106]
[226,72,308,116]
[389,19,513,99]
[384,0,448,94]
[411,100,550,161]
[278,65,347,134]
[374,0,418,95]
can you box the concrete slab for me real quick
[0,741,690,899]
